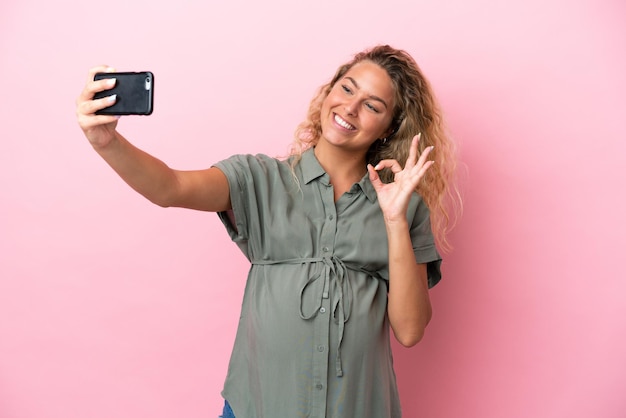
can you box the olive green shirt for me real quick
[215,148,441,418]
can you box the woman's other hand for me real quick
[76,65,120,149]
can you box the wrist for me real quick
[90,129,120,152]
[384,216,409,231]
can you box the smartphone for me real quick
[94,71,154,115]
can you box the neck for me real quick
[314,141,368,190]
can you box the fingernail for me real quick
[107,94,117,102]
[107,78,116,86]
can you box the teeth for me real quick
[334,114,355,130]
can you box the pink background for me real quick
[1,0,625,417]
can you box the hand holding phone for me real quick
[94,71,154,115]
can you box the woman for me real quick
[76,44,458,418]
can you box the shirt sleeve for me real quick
[213,154,267,260]
[409,194,442,288]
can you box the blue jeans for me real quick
[219,400,235,418]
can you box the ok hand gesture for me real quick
[367,134,434,224]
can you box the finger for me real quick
[76,66,117,103]
[76,97,120,124]
[414,160,435,180]
[77,76,117,105]
[404,133,421,171]
[374,159,403,174]
[412,145,434,174]
[85,65,116,84]
[77,93,117,116]
[367,164,384,191]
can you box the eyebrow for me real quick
[345,76,389,109]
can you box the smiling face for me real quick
[319,61,396,155]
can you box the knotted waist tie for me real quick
[252,255,368,377]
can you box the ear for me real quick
[382,121,399,140]
[385,116,403,139]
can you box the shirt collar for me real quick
[356,172,378,203]
[301,147,327,185]
[299,148,378,203]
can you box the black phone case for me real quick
[94,72,154,115]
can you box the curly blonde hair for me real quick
[290,44,461,252]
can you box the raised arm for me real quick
[76,66,231,212]
[368,134,435,347]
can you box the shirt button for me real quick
[328,215,334,220]
[319,307,326,313]
[323,247,329,252]
[316,384,323,390]
[317,345,325,352]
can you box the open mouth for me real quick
[334,113,356,131]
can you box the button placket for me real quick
[311,279,331,416]
[310,181,335,417]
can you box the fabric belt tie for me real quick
[251,255,356,377]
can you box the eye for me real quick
[365,102,380,113]
[341,84,352,94]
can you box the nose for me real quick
[344,98,358,116]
